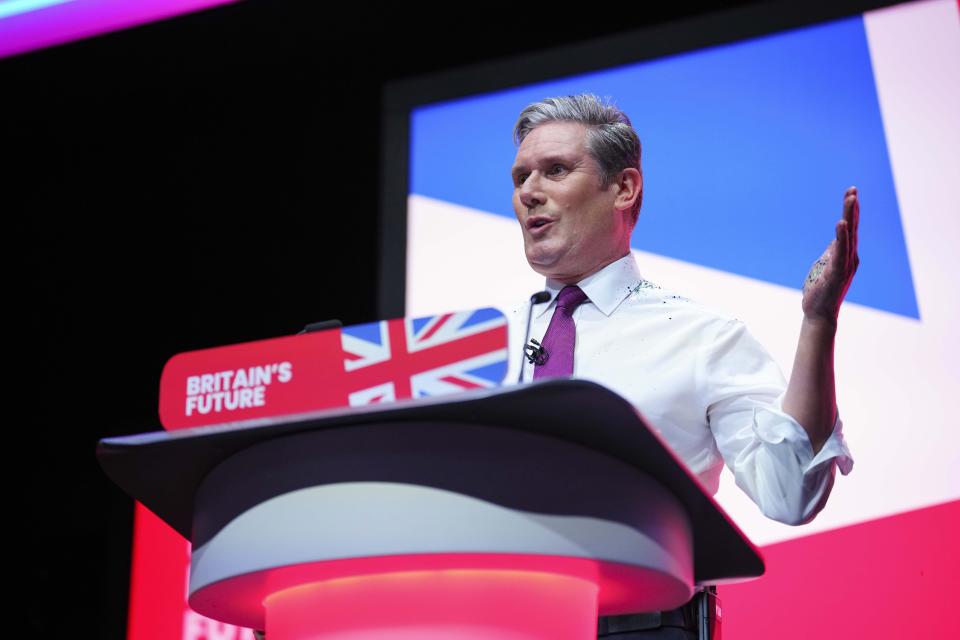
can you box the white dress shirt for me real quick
[506,253,854,526]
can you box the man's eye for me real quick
[516,174,528,185]
[549,164,565,175]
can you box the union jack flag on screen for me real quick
[340,307,509,406]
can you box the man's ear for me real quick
[614,168,642,214]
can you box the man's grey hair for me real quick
[513,93,643,221]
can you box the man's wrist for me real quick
[800,313,839,336]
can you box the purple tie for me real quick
[533,285,589,379]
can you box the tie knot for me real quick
[556,285,588,312]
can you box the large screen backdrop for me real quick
[404,1,959,637]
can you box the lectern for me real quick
[98,379,763,639]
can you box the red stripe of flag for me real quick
[417,313,454,342]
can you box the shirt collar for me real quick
[534,253,644,318]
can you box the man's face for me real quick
[511,121,632,284]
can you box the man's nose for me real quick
[518,172,544,209]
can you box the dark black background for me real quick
[7,0,859,636]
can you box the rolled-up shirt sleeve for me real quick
[700,318,854,526]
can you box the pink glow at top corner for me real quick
[0,0,241,60]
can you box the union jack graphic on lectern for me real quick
[340,307,509,406]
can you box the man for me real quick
[509,94,856,638]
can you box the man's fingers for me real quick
[835,220,848,269]
[851,191,860,258]
[844,186,859,258]
[842,191,855,227]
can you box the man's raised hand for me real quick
[802,186,860,325]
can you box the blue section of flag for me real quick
[342,321,383,345]
[460,307,504,330]
[411,316,432,336]
[465,361,508,383]
[410,17,917,318]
